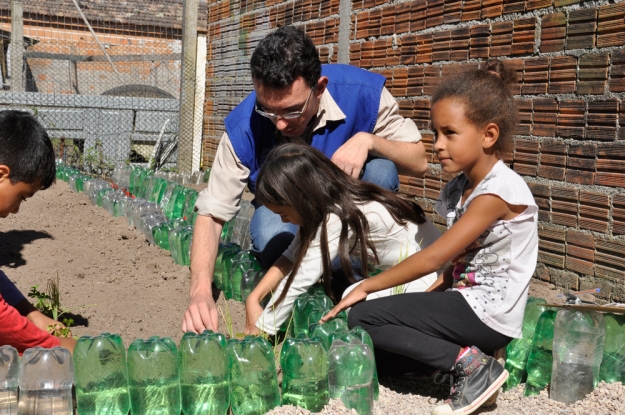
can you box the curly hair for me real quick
[250,26,321,89]
[432,59,518,159]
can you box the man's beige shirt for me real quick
[195,86,422,221]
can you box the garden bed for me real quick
[3,180,623,414]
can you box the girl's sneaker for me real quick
[431,346,508,415]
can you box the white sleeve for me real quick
[256,213,343,335]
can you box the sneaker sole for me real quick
[455,369,509,415]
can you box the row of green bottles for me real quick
[599,313,625,383]
[504,297,552,390]
[213,244,264,303]
[524,309,557,396]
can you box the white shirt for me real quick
[435,161,539,339]
[257,201,441,335]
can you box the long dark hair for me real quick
[255,143,426,305]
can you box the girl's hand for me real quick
[244,297,264,335]
[321,284,368,322]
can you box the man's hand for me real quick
[182,289,219,333]
[321,283,368,323]
[331,132,374,178]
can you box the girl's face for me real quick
[431,98,490,174]
[265,203,304,226]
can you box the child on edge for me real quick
[0,110,76,354]
[244,142,442,336]
[323,59,539,415]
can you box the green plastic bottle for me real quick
[230,254,261,302]
[328,338,375,415]
[504,297,550,390]
[164,185,186,220]
[309,319,349,351]
[127,336,181,415]
[179,331,230,415]
[599,313,625,383]
[222,250,250,300]
[214,244,240,291]
[73,333,130,415]
[182,190,199,221]
[293,291,334,337]
[227,336,280,415]
[280,335,329,412]
[524,309,557,396]
[148,178,167,204]
[240,270,265,303]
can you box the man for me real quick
[182,25,428,333]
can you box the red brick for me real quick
[609,49,625,93]
[613,194,625,236]
[450,27,470,61]
[490,21,512,57]
[527,182,550,221]
[538,225,566,268]
[410,0,427,32]
[540,12,567,53]
[551,186,579,228]
[566,143,596,185]
[538,139,567,181]
[533,98,558,137]
[420,132,435,163]
[577,52,609,95]
[595,144,625,188]
[557,100,585,139]
[526,0,551,11]
[566,8,597,50]
[482,0,503,18]
[423,66,441,96]
[443,0,462,24]
[597,3,625,48]
[586,99,619,141]
[406,66,424,96]
[505,58,524,95]
[578,191,610,233]
[513,139,540,176]
[424,170,441,200]
[416,33,433,64]
[502,0,524,14]
[515,99,532,135]
[432,30,451,62]
[426,0,444,28]
[511,17,536,55]
[462,0,481,21]
[549,55,577,94]
[413,99,431,130]
[522,57,549,95]
[595,238,625,282]
[470,24,491,59]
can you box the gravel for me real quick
[266,380,625,414]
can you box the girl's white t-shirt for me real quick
[257,201,442,335]
[435,160,538,339]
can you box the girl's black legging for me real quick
[348,290,511,377]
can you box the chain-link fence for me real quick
[0,0,207,176]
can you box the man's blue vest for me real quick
[224,64,386,193]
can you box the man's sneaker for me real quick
[431,346,508,415]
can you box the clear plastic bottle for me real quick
[328,338,375,415]
[18,346,74,415]
[0,346,19,415]
[550,310,606,404]
[73,333,130,415]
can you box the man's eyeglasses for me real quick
[255,87,315,121]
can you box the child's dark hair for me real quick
[432,59,518,158]
[256,142,427,305]
[0,110,56,189]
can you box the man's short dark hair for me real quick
[0,110,55,189]
[250,26,321,89]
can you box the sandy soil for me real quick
[5,180,619,414]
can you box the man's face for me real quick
[0,167,41,217]
[254,76,324,138]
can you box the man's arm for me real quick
[182,214,223,333]
[183,132,249,333]
[331,87,428,178]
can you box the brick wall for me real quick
[203,0,625,301]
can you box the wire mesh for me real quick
[0,0,207,176]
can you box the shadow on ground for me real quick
[0,230,53,268]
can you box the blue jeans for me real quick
[249,157,399,269]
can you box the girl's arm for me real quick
[322,194,514,321]
[245,255,293,335]
[425,264,454,292]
